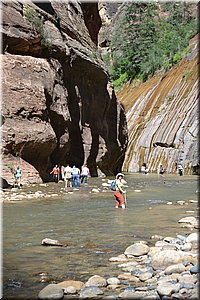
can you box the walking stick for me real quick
[124,192,127,208]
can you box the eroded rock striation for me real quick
[119,35,199,175]
[1,1,128,184]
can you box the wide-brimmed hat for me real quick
[116,173,124,179]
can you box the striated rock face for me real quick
[1,1,128,184]
[120,35,199,174]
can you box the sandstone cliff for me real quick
[119,35,199,175]
[1,1,128,185]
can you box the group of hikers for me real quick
[50,164,90,188]
[13,161,184,210]
[141,162,184,177]
[50,165,128,209]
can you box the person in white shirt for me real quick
[63,165,72,188]
[114,173,127,209]
[81,165,90,184]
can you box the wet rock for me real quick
[186,232,198,243]
[85,275,107,287]
[118,273,140,283]
[119,290,145,298]
[151,234,163,241]
[109,254,127,262]
[41,238,71,247]
[139,271,153,281]
[164,263,186,275]
[157,282,181,297]
[150,249,197,270]
[64,286,76,294]
[178,216,198,227]
[106,277,120,285]
[179,274,197,285]
[117,261,138,268]
[176,234,187,242]
[124,242,150,257]
[180,242,192,251]
[79,286,104,298]
[91,188,100,193]
[57,280,84,292]
[190,264,199,274]
[38,283,64,299]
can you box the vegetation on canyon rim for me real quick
[24,7,52,49]
[102,2,198,92]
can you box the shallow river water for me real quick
[2,173,198,299]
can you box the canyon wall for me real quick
[1,1,128,185]
[119,35,199,175]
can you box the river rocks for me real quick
[79,286,104,298]
[138,271,153,281]
[38,283,64,299]
[38,228,198,299]
[190,264,198,274]
[41,238,73,247]
[85,275,107,287]
[157,282,181,297]
[178,216,198,227]
[106,277,120,285]
[150,249,197,270]
[124,242,150,257]
[109,254,127,262]
[186,232,198,243]
[164,263,186,275]
[57,280,84,293]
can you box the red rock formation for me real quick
[1,1,128,185]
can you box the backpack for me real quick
[110,180,117,191]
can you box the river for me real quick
[2,173,198,299]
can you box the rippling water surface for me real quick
[2,173,198,299]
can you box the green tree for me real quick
[103,2,198,90]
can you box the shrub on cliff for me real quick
[102,2,198,91]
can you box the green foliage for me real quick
[113,72,129,92]
[103,2,198,86]
[24,7,52,49]
[183,69,193,79]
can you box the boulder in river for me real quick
[41,238,74,247]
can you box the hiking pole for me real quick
[124,192,127,208]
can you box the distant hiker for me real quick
[141,163,148,175]
[81,165,90,184]
[72,165,81,187]
[114,173,127,209]
[15,166,22,188]
[50,165,59,183]
[141,164,146,175]
[63,165,72,188]
[158,164,165,177]
[178,164,184,176]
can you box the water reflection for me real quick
[2,174,198,299]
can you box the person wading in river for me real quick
[114,173,127,209]
[15,166,22,188]
[50,165,59,183]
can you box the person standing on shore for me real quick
[114,173,127,209]
[15,166,22,188]
[50,165,59,183]
[63,165,72,188]
[81,165,90,184]
[158,164,165,177]
[71,165,81,187]
[178,164,184,176]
